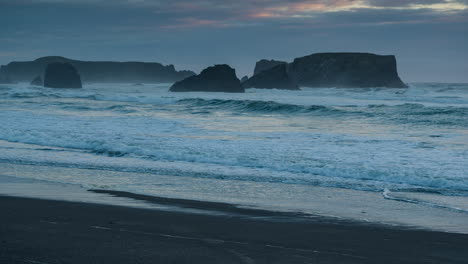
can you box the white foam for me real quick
[0,82,467,194]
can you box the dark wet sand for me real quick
[1,193,467,264]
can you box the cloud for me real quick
[1,0,467,82]
[1,0,467,34]
[1,0,466,32]
[367,0,446,7]
[3,0,468,18]
[144,0,468,28]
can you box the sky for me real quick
[1,0,467,82]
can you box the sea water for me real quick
[1,82,467,232]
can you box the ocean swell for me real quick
[176,98,332,114]
[175,98,468,126]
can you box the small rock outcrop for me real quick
[253,59,287,76]
[243,64,299,90]
[240,75,249,82]
[44,63,82,88]
[288,53,407,88]
[169,65,244,93]
[30,76,43,86]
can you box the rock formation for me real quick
[240,75,249,82]
[288,53,407,88]
[30,76,43,86]
[170,65,244,93]
[243,64,299,90]
[44,63,82,88]
[248,53,407,89]
[0,56,195,84]
[253,59,287,76]
[0,75,13,84]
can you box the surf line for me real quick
[382,188,468,214]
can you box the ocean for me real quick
[1,82,468,232]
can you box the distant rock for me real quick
[250,53,407,89]
[0,56,195,84]
[253,59,287,76]
[240,75,249,82]
[0,75,13,84]
[170,65,244,93]
[30,76,43,86]
[44,62,82,88]
[288,53,407,88]
[243,64,299,90]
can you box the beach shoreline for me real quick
[1,193,468,264]
[2,162,468,234]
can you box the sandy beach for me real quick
[1,192,468,264]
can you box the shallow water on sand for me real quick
[1,164,468,234]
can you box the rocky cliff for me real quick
[0,56,195,84]
[246,53,407,89]
[288,53,407,88]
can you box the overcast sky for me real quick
[1,0,467,82]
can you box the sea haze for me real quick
[0,82,467,231]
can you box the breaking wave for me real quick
[1,82,467,198]
[175,98,468,126]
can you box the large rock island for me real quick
[289,53,407,88]
[170,65,244,93]
[245,53,407,89]
[44,62,82,88]
[0,56,195,84]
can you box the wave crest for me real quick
[175,99,468,126]
[176,98,335,114]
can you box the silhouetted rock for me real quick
[251,53,407,88]
[30,76,42,86]
[44,63,82,88]
[243,64,299,90]
[170,65,244,93]
[288,53,407,88]
[0,56,195,84]
[253,59,287,75]
[240,75,249,82]
[0,70,14,84]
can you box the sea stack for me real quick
[248,53,407,89]
[243,64,299,90]
[30,76,43,86]
[288,53,407,88]
[44,62,82,88]
[253,59,287,75]
[169,64,244,93]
